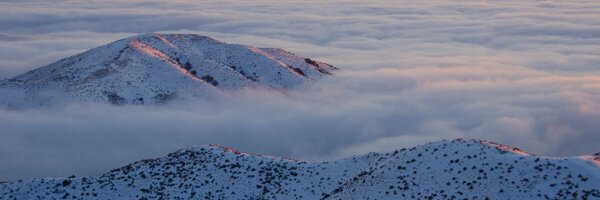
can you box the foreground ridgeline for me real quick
[0,33,337,107]
[1,139,598,199]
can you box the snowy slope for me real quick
[0,33,337,107]
[1,139,598,199]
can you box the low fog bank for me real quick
[1,67,599,180]
[2,1,600,78]
[2,0,600,181]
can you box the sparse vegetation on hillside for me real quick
[201,75,219,86]
[1,139,598,199]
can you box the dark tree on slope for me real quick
[292,67,306,76]
[201,75,219,86]
[202,75,214,82]
[103,91,127,105]
[305,58,318,66]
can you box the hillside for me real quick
[1,139,598,199]
[0,33,336,107]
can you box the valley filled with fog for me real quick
[1,0,599,180]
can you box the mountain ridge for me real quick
[2,139,598,199]
[0,33,337,107]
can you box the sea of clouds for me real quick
[1,0,600,180]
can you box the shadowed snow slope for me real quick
[0,33,336,107]
[1,139,598,199]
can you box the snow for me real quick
[1,139,598,199]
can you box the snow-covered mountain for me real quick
[1,139,598,199]
[0,33,336,107]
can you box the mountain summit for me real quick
[0,33,336,106]
[1,139,599,199]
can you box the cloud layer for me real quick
[2,1,600,77]
[2,68,600,180]
[1,0,600,180]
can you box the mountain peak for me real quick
[1,33,337,107]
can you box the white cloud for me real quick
[1,0,600,180]
[2,68,600,180]
[2,0,600,76]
